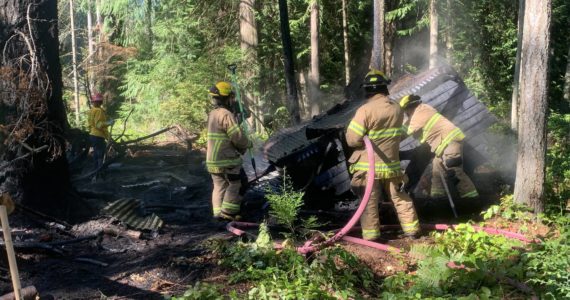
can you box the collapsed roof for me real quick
[261,65,497,206]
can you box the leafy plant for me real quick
[171,282,226,300]
[265,175,321,240]
[523,219,570,299]
[216,241,380,299]
[545,113,570,214]
[481,194,534,221]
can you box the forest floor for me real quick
[0,141,505,299]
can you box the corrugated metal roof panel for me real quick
[103,198,164,231]
[262,65,496,198]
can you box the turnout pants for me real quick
[431,141,479,199]
[210,167,245,217]
[351,171,419,240]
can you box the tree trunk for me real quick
[429,0,439,69]
[240,0,261,131]
[564,47,570,103]
[0,0,70,213]
[87,0,94,66]
[514,0,551,214]
[341,0,350,87]
[511,0,525,131]
[384,0,396,77]
[370,0,384,71]
[445,0,453,64]
[308,0,320,117]
[95,0,102,62]
[69,0,80,125]
[278,0,301,124]
[145,0,153,54]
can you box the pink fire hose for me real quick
[226,135,535,255]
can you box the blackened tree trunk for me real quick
[514,0,551,214]
[564,47,570,103]
[278,0,301,124]
[0,0,70,214]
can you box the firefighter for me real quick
[206,81,250,221]
[346,69,420,240]
[87,93,113,172]
[399,94,479,200]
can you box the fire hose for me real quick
[226,136,536,255]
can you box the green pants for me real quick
[431,141,479,199]
[351,172,419,240]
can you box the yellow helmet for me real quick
[208,81,233,97]
[399,94,422,108]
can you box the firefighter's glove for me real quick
[399,173,409,192]
[445,169,456,179]
[445,169,460,185]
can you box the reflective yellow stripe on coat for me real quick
[434,128,465,157]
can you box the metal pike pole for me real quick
[228,64,258,178]
[438,161,459,218]
[0,205,22,300]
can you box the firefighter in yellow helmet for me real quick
[399,94,479,200]
[206,81,250,221]
[345,70,420,240]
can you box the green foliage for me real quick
[523,221,570,299]
[265,175,320,240]
[382,223,526,299]
[545,113,570,214]
[266,176,305,234]
[386,0,430,37]
[171,282,226,300]
[481,194,534,222]
[116,0,242,135]
[549,0,570,112]
[449,0,518,119]
[213,241,379,299]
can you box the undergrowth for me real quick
[173,190,569,300]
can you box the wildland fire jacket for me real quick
[403,103,465,157]
[88,107,110,140]
[346,94,403,179]
[206,107,250,174]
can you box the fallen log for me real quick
[0,234,99,255]
[0,285,38,300]
[119,127,174,146]
[103,226,141,240]
[74,257,108,267]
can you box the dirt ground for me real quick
[0,144,230,299]
[0,142,501,299]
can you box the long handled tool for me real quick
[438,161,459,218]
[0,205,22,300]
[228,64,258,178]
